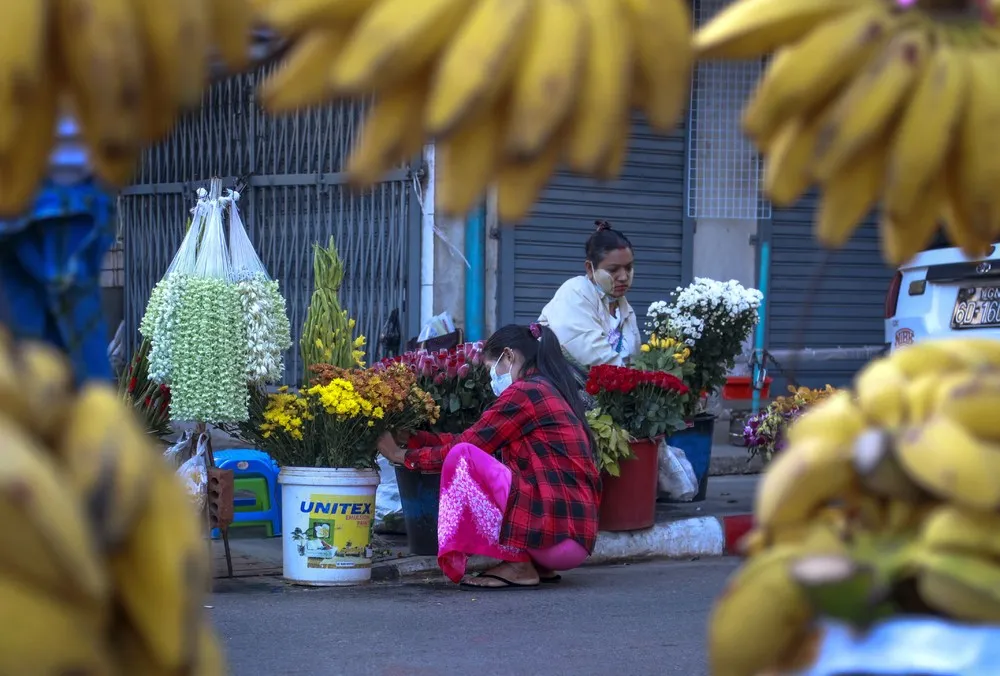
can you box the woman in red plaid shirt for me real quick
[376,323,601,589]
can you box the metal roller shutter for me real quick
[765,193,893,390]
[499,115,689,328]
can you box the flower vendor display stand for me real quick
[393,465,441,557]
[278,467,381,586]
[667,414,717,502]
[598,437,660,532]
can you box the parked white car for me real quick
[885,233,1000,350]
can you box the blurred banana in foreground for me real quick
[257,0,692,220]
[695,0,1000,264]
[711,338,1000,675]
[0,0,259,217]
[0,329,224,674]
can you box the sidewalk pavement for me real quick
[211,474,758,584]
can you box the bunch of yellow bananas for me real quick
[0,0,257,217]
[711,338,1000,676]
[0,331,223,675]
[695,0,1000,266]
[256,0,692,221]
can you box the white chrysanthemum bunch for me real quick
[647,278,764,399]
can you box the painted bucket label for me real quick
[290,493,375,570]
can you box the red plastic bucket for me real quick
[598,437,660,532]
[721,376,772,400]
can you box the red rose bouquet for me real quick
[378,342,495,434]
[585,364,690,440]
[118,337,172,438]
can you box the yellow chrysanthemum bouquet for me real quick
[236,357,440,469]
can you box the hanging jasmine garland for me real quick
[138,183,292,424]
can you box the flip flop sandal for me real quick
[459,573,541,591]
[540,575,562,584]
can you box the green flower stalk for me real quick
[300,237,362,379]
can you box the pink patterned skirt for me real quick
[437,443,589,583]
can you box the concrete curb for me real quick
[370,513,755,581]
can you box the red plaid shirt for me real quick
[404,376,601,553]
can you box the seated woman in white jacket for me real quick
[538,221,641,377]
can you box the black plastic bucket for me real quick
[394,465,442,556]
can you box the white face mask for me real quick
[490,353,513,397]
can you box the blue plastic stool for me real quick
[210,449,282,538]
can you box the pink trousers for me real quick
[437,443,589,583]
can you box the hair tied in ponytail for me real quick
[529,323,542,340]
[594,219,612,232]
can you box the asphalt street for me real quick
[210,557,740,676]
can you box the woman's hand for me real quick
[376,431,407,465]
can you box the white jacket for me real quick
[538,275,641,369]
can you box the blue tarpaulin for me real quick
[0,179,115,383]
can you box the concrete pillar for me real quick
[484,188,500,337]
[432,215,466,329]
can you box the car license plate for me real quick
[952,287,1000,329]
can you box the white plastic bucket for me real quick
[278,467,381,586]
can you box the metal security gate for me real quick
[764,194,894,390]
[498,115,690,326]
[120,70,420,383]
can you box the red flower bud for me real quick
[457,363,470,379]
[128,377,137,393]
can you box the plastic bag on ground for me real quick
[375,454,402,525]
[176,432,209,513]
[658,441,698,502]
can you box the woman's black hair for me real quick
[483,324,596,452]
[585,219,633,268]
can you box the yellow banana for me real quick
[259,29,349,114]
[693,0,866,60]
[709,545,816,676]
[935,372,1000,443]
[785,390,865,450]
[564,0,633,174]
[853,357,908,429]
[934,337,1000,370]
[331,0,474,94]
[812,29,930,183]
[110,467,210,672]
[885,337,970,380]
[115,618,226,675]
[435,106,502,217]
[895,416,1000,511]
[754,437,857,529]
[55,0,146,186]
[425,0,533,136]
[762,113,822,207]
[0,413,108,607]
[209,0,255,71]
[56,384,158,548]
[265,0,376,34]
[345,76,428,187]
[880,177,946,267]
[621,0,692,132]
[0,63,57,217]
[884,45,969,222]
[496,140,561,223]
[0,576,114,675]
[952,49,1000,242]
[742,5,893,144]
[815,139,886,248]
[915,551,1000,623]
[503,0,586,160]
[0,0,48,155]
[903,369,949,423]
[12,341,75,442]
[921,505,1000,559]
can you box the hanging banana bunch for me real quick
[0,0,258,217]
[695,0,1000,265]
[255,0,693,221]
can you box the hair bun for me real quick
[594,219,612,232]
